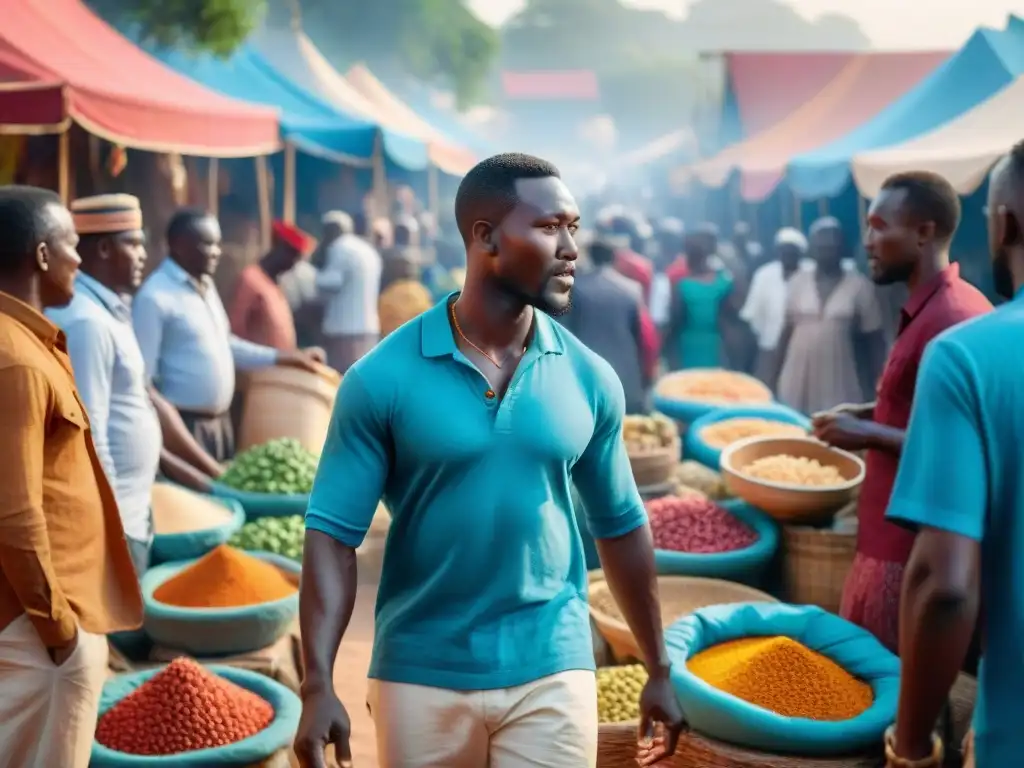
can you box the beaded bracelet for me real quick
[884,726,944,768]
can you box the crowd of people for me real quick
[0,142,1020,766]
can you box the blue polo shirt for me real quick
[886,289,1024,766]
[306,295,647,690]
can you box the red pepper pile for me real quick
[647,496,758,553]
[96,657,274,755]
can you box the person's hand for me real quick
[294,689,352,768]
[277,349,322,375]
[811,412,873,452]
[47,629,79,667]
[635,672,687,766]
[812,402,867,420]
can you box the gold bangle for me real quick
[884,726,943,768]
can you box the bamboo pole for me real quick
[57,129,70,203]
[283,143,296,224]
[207,158,219,217]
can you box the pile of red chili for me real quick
[95,657,274,755]
[647,496,758,553]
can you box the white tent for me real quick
[852,74,1024,197]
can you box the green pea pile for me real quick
[597,664,648,724]
[229,515,305,562]
[219,438,318,495]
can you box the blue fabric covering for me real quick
[685,405,811,470]
[667,603,900,755]
[653,500,779,585]
[210,482,309,520]
[150,492,246,565]
[140,42,428,171]
[142,552,300,656]
[91,665,301,767]
[787,25,1024,199]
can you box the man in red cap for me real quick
[230,220,318,352]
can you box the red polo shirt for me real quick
[856,264,992,563]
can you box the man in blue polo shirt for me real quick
[882,148,1024,767]
[294,154,685,768]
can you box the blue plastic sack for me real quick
[654,499,779,586]
[210,481,308,520]
[685,405,811,470]
[151,490,246,565]
[142,552,300,656]
[666,602,900,755]
[653,370,776,425]
[91,665,301,767]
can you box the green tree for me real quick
[87,0,499,108]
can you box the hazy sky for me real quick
[469,0,1024,49]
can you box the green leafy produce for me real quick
[219,438,318,495]
[597,664,648,724]
[229,515,305,563]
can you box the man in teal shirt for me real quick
[883,150,1024,766]
[294,153,684,768]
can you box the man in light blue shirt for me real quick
[294,154,684,768]
[133,209,322,462]
[883,150,1024,766]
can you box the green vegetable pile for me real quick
[219,438,318,495]
[597,664,648,723]
[229,515,305,562]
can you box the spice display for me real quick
[743,455,845,486]
[623,414,678,453]
[687,636,873,720]
[597,664,648,723]
[673,461,728,499]
[153,545,297,608]
[95,658,274,755]
[699,418,806,450]
[656,370,772,405]
[229,515,305,562]
[647,496,758,553]
[219,438,318,495]
[379,280,434,337]
[151,483,234,534]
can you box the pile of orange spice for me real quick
[687,635,873,721]
[153,545,297,608]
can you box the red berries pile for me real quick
[96,657,274,756]
[647,496,758,554]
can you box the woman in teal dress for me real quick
[668,226,735,370]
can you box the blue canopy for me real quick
[787,25,1024,199]
[144,43,429,171]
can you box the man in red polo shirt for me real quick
[812,171,992,653]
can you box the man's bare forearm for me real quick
[299,530,359,695]
[596,524,670,676]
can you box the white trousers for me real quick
[0,614,109,768]
[367,670,598,768]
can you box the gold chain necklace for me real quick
[449,301,525,368]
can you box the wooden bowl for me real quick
[720,436,865,524]
[588,575,777,662]
[627,438,680,487]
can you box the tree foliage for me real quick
[88,0,499,108]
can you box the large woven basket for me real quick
[597,673,976,768]
[589,575,777,662]
[782,525,857,614]
[629,438,681,488]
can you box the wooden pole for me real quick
[57,129,70,203]
[255,155,271,250]
[283,143,296,224]
[207,158,219,217]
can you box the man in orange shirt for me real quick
[0,186,143,767]
[229,219,312,351]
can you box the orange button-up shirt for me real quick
[0,292,142,645]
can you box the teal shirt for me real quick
[886,290,1024,765]
[306,295,647,690]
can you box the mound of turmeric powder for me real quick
[687,635,873,721]
[153,545,297,608]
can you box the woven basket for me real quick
[629,438,681,488]
[597,723,880,767]
[589,575,777,662]
[782,525,857,614]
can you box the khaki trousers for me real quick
[0,614,109,768]
[367,670,598,768]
